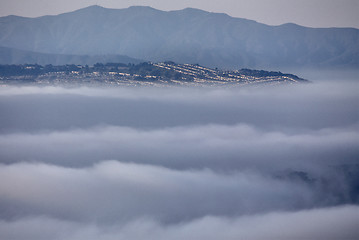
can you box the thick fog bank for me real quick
[0,205,358,240]
[0,80,358,133]
[0,74,358,239]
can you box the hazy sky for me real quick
[0,0,358,28]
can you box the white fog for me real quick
[0,71,358,239]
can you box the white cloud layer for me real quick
[0,123,358,173]
[0,206,358,240]
[0,161,314,222]
[0,78,358,239]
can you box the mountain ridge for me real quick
[0,5,358,69]
[0,46,142,65]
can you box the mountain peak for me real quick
[126,6,163,14]
[128,6,157,10]
[70,5,107,14]
[86,5,104,9]
[170,7,209,16]
[181,7,208,13]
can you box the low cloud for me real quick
[0,206,358,240]
[0,161,314,222]
[0,77,358,239]
[0,124,358,174]
[0,80,358,133]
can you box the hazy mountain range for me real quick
[0,5,358,69]
[0,46,142,65]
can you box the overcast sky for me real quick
[0,0,358,28]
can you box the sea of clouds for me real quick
[0,75,358,239]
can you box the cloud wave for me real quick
[0,205,358,240]
[0,78,358,239]
[0,161,314,222]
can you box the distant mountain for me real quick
[0,5,358,69]
[0,46,142,65]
